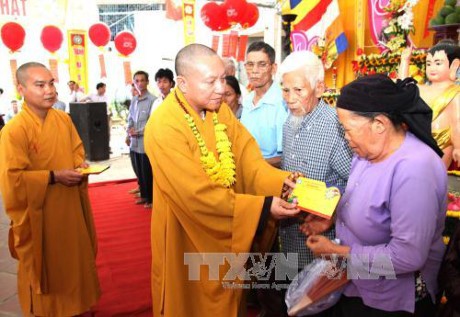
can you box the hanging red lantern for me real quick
[89,23,111,47]
[1,22,26,52]
[201,2,231,31]
[40,25,64,53]
[239,3,259,29]
[222,0,247,25]
[114,31,137,56]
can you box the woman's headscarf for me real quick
[337,74,443,157]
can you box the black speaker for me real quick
[69,102,109,161]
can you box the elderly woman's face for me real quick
[337,108,378,160]
[223,83,239,110]
[281,69,321,116]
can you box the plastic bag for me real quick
[285,257,348,316]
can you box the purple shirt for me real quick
[336,132,447,312]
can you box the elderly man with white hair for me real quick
[278,51,352,282]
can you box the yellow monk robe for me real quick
[430,84,460,150]
[0,105,100,316]
[145,88,290,317]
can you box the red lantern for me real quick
[201,2,231,31]
[1,22,26,52]
[239,3,259,29]
[89,23,111,47]
[114,31,137,56]
[40,26,64,53]
[222,0,247,25]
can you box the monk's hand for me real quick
[78,162,89,169]
[54,169,84,187]
[299,214,334,236]
[453,148,460,163]
[270,196,300,220]
[281,171,304,201]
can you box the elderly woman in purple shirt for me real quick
[302,74,447,316]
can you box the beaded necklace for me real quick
[175,91,236,187]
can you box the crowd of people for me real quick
[0,39,459,317]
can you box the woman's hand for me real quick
[306,235,350,257]
[300,214,334,236]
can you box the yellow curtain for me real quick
[325,0,444,89]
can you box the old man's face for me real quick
[281,69,322,116]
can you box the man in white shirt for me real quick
[67,80,85,103]
[81,82,108,103]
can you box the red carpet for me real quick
[89,180,153,317]
[88,179,260,317]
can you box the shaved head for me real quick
[175,44,217,77]
[16,62,48,86]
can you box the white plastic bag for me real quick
[285,257,348,316]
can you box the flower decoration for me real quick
[380,0,419,52]
[352,49,426,83]
[185,112,236,188]
[322,89,341,106]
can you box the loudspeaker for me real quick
[70,102,110,161]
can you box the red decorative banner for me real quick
[49,59,59,82]
[99,54,107,78]
[228,30,238,58]
[222,33,230,57]
[424,0,436,38]
[212,35,219,52]
[10,59,17,86]
[237,35,248,62]
[123,60,132,85]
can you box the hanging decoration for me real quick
[67,30,90,94]
[41,25,64,53]
[114,31,137,57]
[1,22,26,88]
[40,25,64,83]
[200,0,259,31]
[165,0,183,21]
[238,3,259,29]
[1,22,26,53]
[183,0,197,45]
[114,31,137,85]
[89,23,111,47]
[88,22,111,78]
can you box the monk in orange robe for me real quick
[0,62,100,316]
[144,44,300,317]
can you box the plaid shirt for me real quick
[280,100,352,269]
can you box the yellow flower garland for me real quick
[184,112,236,187]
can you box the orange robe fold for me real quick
[145,89,289,317]
[0,105,100,317]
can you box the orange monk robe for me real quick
[145,88,290,317]
[0,105,100,317]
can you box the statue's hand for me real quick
[401,47,412,62]
[453,148,460,163]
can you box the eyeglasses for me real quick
[244,61,272,71]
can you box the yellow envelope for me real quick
[76,165,110,175]
[289,177,341,219]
